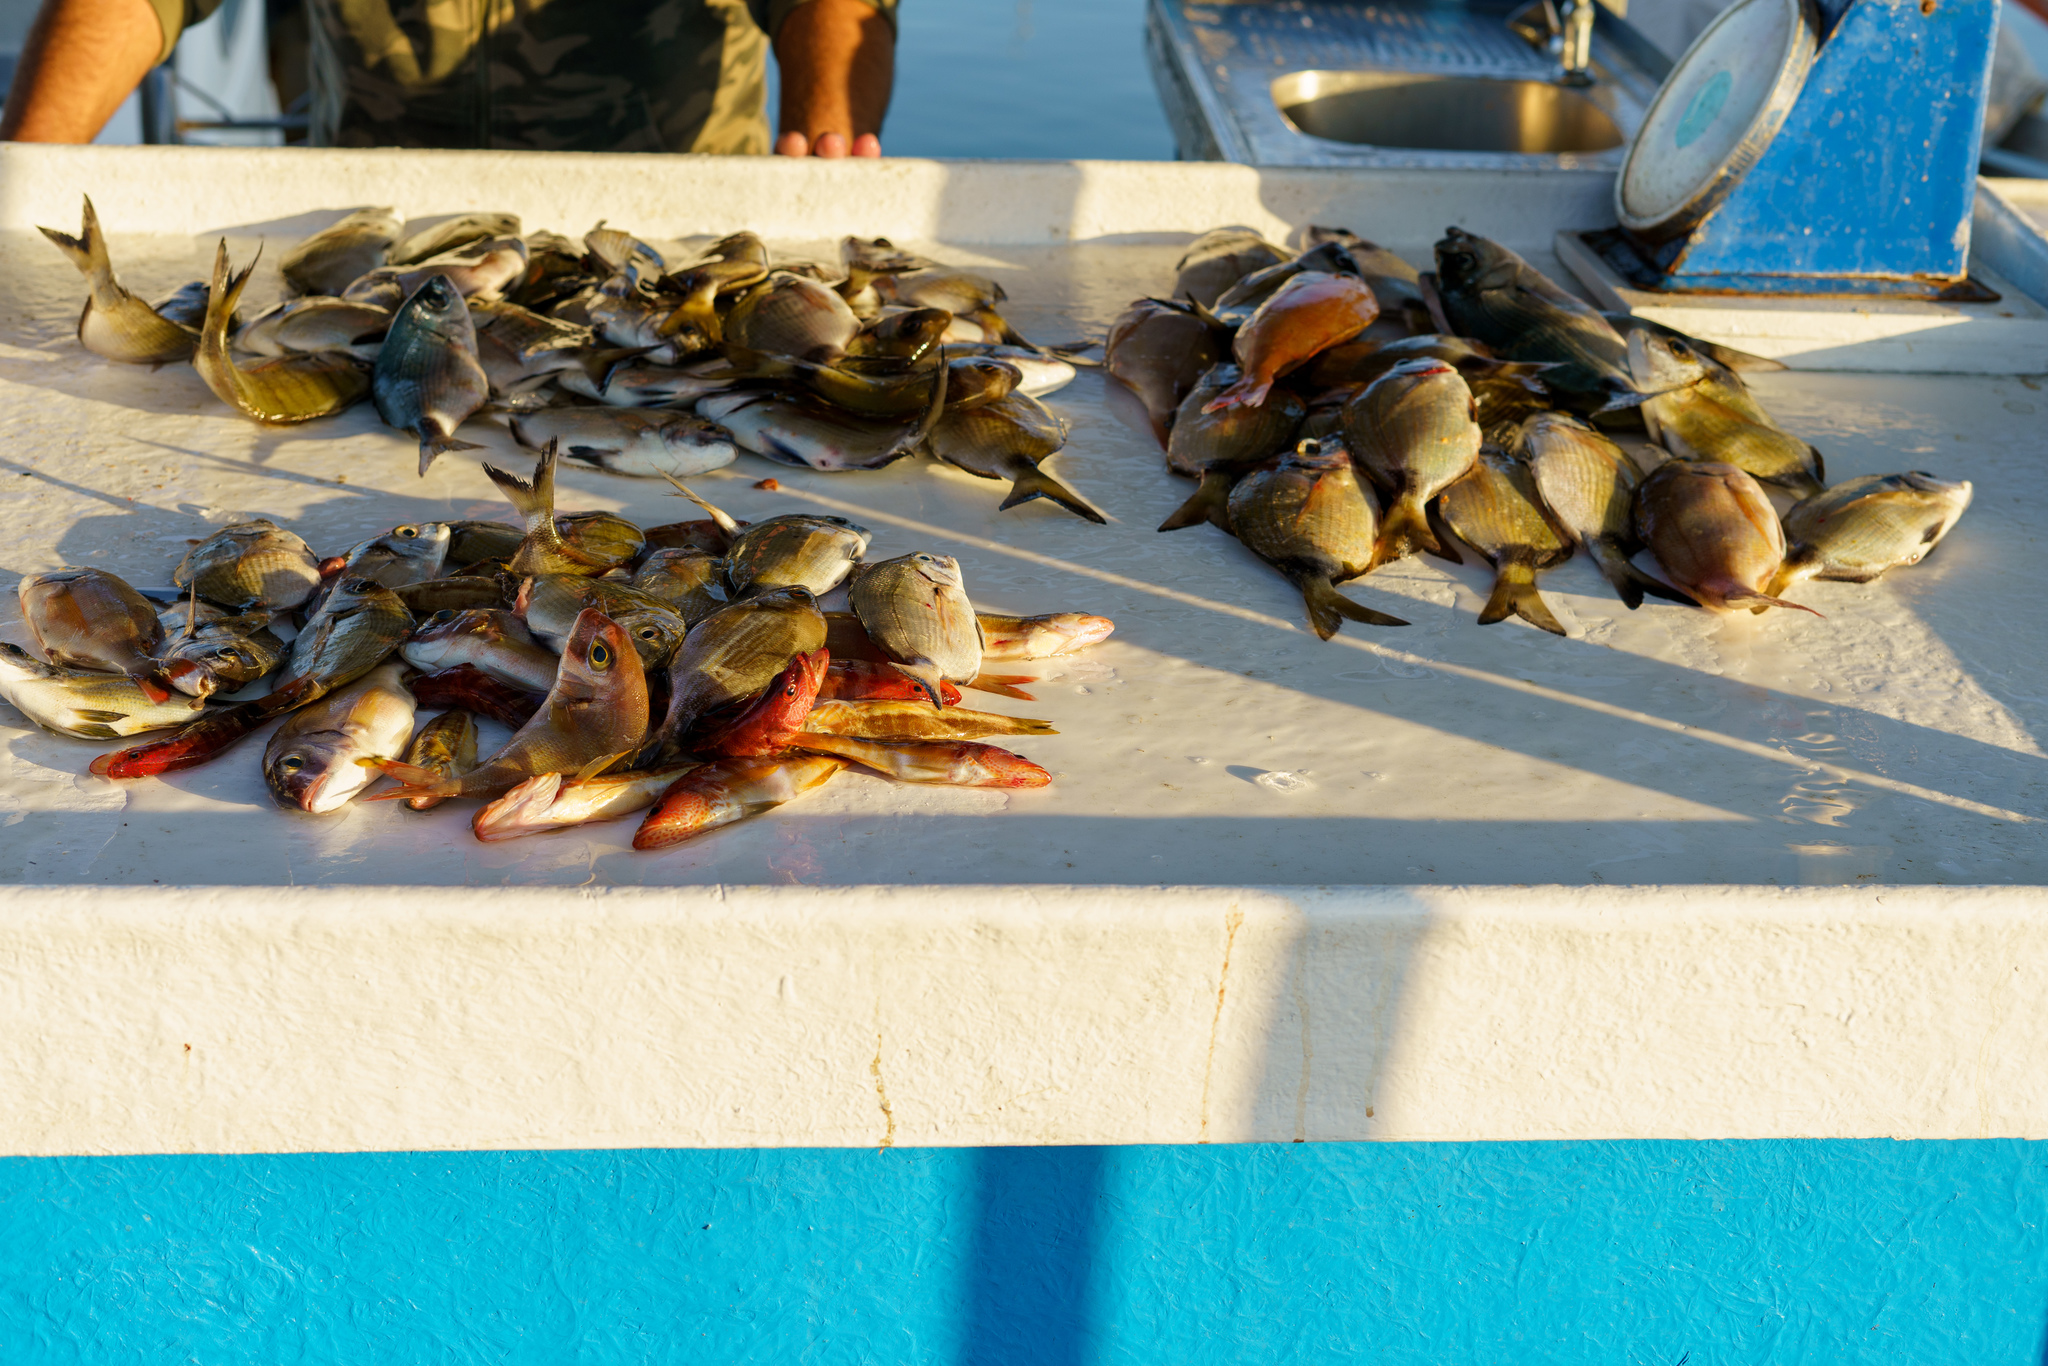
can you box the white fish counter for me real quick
[0,147,2044,1363]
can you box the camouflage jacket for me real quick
[150,0,894,153]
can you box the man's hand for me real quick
[0,0,164,143]
[773,0,892,158]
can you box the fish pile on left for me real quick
[40,198,1103,520]
[1,445,1115,848]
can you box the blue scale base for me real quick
[4,1140,2044,1363]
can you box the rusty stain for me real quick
[1196,907,1245,1144]
[871,1032,896,1150]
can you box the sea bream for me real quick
[372,274,490,474]
[38,195,199,364]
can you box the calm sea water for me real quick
[880,0,1176,160]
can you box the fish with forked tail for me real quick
[1633,462,1822,616]
[1342,358,1481,566]
[373,274,489,475]
[1437,450,1575,636]
[1226,438,1410,640]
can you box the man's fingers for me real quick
[812,131,849,158]
[852,133,882,158]
[775,131,810,157]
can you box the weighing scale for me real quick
[1579,0,1999,298]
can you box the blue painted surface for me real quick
[1664,0,1996,286]
[5,1140,2047,1363]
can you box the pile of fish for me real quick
[41,198,1104,521]
[1107,225,1973,638]
[1,444,1114,847]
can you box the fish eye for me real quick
[395,525,419,538]
[589,641,613,669]
[915,554,932,562]
[430,610,454,624]
[279,755,304,773]
[637,626,658,640]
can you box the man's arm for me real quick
[0,0,166,143]
[772,0,893,158]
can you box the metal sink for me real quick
[1272,71,1625,155]
[1148,0,1668,169]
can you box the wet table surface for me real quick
[1,227,2041,890]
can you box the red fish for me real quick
[697,648,829,758]
[409,664,546,729]
[818,658,963,704]
[633,754,846,850]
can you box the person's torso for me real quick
[306,0,770,154]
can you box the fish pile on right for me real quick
[40,199,1104,521]
[1105,224,1974,639]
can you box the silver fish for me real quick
[174,519,322,611]
[725,514,871,599]
[848,552,982,707]
[281,207,400,296]
[263,661,417,814]
[510,408,737,480]
[39,196,198,364]
[390,213,522,267]
[402,608,560,693]
[373,275,490,475]
[237,297,391,361]
[1769,472,1973,597]
[0,642,204,738]
[696,389,927,471]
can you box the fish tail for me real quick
[1478,561,1566,636]
[1374,498,1455,565]
[131,667,177,705]
[1725,586,1824,618]
[1593,383,1652,414]
[202,239,258,356]
[658,472,742,534]
[1157,470,1235,533]
[39,195,112,286]
[418,428,486,477]
[483,439,563,541]
[1298,574,1409,640]
[1000,464,1108,524]
[964,672,1036,702]
[361,756,460,801]
[470,772,565,842]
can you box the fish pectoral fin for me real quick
[964,672,1036,702]
[1478,560,1566,636]
[1726,586,1824,618]
[71,709,131,723]
[360,756,456,800]
[560,444,623,465]
[572,750,632,782]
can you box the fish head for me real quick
[1294,239,1362,277]
[1899,471,1974,511]
[263,728,374,814]
[945,356,1024,409]
[0,640,55,682]
[615,609,688,669]
[1282,437,1351,473]
[903,553,964,590]
[558,606,644,696]
[404,272,466,320]
[1625,326,1710,393]
[1432,228,1519,294]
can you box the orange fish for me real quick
[1203,272,1379,412]
[1633,462,1823,616]
[792,734,1050,787]
[698,648,828,758]
[633,754,846,850]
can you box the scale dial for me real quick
[1616,0,1820,238]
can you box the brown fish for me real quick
[653,586,826,755]
[633,548,728,624]
[1342,358,1481,565]
[632,754,846,851]
[1105,299,1225,444]
[1203,273,1379,412]
[484,442,617,577]
[1633,462,1823,615]
[1628,329,1824,498]
[925,392,1106,523]
[19,568,173,700]
[39,196,199,364]
[1159,362,1306,532]
[1517,413,1692,610]
[1768,472,1973,598]
[1436,451,1574,635]
[399,708,478,812]
[1172,228,1289,308]
[1227,439,1410,639]
[370,608,648,802]
[173,520,322,611]
[194,242,369,424]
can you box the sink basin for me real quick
[1273,71,1625,155]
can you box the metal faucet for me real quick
[1507,0,1598,86]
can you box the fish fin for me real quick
[1589,542,1695,610]
[419,431,486,477]
[1478,561,1566,636]
[1298,574,1409,640]
[658,473,742,534]
[360,757,457,800]
[483,439,566,542]
[1725,586,1824,618]
[1592,383,1653,414]
[1415,271,1454,335]
[132,670,176,705]
[964,672,1036,702]
[1699,339,1787,372]
[558,444,623,467]
[470,772,563,841]
[1808,445,1825,485]
[1200,374,1274,414]
[1175,294,1233,334]
[182,579,201,642]
[572,750,631,782]
[999,465,1107,524]
[1374,499,1454,565]
[1157,470,1235,533]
